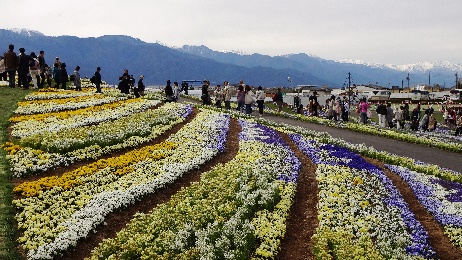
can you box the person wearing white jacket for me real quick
[244,85,256,115]
[255,86,266,116]
[29,52,40,89]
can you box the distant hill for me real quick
[0,29,329,87]
[1,29,460,88]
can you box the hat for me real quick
[96,67,101,71]
[140,75,144,78]
[19,47,25,53]
[30,52,37,58]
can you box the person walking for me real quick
[94,67,102,93]
[17,48,29,90]
[255,86,266,116]
[3,44,17,88]
[74,66,81,91]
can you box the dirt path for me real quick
[276,132,319,260]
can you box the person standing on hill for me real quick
[17,48,30,90]
[38,50,46,88]
[137,75,145,96]
[29,52,40,89]
[52,63,60,88]
[4,44,17,87]
[59,63,68,90]
[74,66,81,91]
[94,67,102,93]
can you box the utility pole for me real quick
[406,73,410,89]
[456,73,459,89]
[401,80,404,93]
[348,72,351,105]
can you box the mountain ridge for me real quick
[1,29,459,88]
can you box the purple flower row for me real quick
[206,114,230,153]
[386,165,462,227]
[289,133,436,259]
[238,120,300,183]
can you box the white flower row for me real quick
[11,99,161,138]
[14,95,127,115]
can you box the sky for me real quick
[3,0,462,65]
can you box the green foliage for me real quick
[0,87,31,259]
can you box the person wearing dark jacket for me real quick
[376,101,387,127]
[135,75,145,97]
[3,44,17,87]
[165,80,173,102]
[59,63,68,90]
[117,70,130,94]
[17,47,30,89]
[94,67,102,93]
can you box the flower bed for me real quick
[14,109,230,259]
[4,102,192,177]
[386,164,462,249]
[88,119,300,259]
[10,98,161,138]
[289,133,435,259]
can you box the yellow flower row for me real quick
[14,141,177,197]
[10,98,148,123]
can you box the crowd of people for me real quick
[0,43,107,92]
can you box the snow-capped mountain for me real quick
[6,28,45,37]
[338,58,462,73]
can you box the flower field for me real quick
[2,88,462,259]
